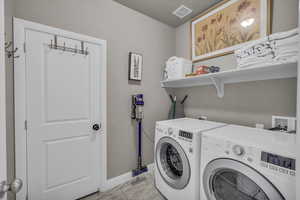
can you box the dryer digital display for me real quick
[179,131,193,139]
[261,151,296,170]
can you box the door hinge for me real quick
[24,120,28,131]
[23,43,26,53]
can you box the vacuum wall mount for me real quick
[131,94,148,177]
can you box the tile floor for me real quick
[80,171,165,200]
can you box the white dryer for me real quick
[200,125,296,200]
[154,118,226,200]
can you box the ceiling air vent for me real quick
[173,5,192,19]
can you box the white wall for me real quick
[175,22,190,60]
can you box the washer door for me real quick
[203,159,285,200]
[155,137,190,190]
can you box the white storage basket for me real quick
[165,57,192,80]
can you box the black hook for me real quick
[180,95,188,104]
[169,95,175,103]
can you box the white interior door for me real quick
[25,29,102,200]
[0,0,7,198]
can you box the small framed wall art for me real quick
[128,52,143,81]
[191,0,272,62]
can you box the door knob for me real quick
[92,123,101,131]
[10,179,23,193]
[0,179,23,195]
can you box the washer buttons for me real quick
[233,145,245,156]
[290,171,296,176]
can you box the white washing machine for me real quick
[200,125,297,200]
[154,118,226,200]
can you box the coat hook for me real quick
[47,38,88,55]
[6,47,19,58]
[5,41,12,49]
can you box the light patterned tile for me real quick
[144,171,155,185]
[121,177,163,200]
[150,194,166,200]
[78,192,101,200]
[121,180,149,199]
[80,172,162,200]
[98,190,127,200]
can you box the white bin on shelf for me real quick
[165,57,192,80]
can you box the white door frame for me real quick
[14,18,107,200]
[0,0,7,199]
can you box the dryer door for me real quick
[155,137,190,190]
[203,159,285,200]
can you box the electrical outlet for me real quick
[255,124,265,129]
[198,116,208,120]
[272,116,296,132]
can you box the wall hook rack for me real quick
[5,41,19,59]
[49,35,89,55]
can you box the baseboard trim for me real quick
[101,163,154,192]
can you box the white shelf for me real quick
[161,61,298,98]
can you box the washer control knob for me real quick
[233,145,245,156]
[168,128,173,135]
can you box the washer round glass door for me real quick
[203,159,285,200]
[156,137,190,190]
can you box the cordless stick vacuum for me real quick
[131,94,148,178]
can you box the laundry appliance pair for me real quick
[154,118,296,200]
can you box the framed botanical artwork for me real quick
[128,52,143,81]
[191,0,272,62]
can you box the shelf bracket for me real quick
[210,77,224,98]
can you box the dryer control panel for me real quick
[260,151,296,176]
[261,152,295,170]
[179,130,193,140]
[222,140,296,177]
